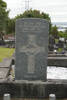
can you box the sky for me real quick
[4,0,67,22]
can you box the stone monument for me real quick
[15,18,49,81]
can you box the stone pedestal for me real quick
[0,80,67,98]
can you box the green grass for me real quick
[58,48,63,53]
[0,47,15,62]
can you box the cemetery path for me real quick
[0,58,12,80]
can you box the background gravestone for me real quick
[15,18,49,81]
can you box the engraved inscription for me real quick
[19,35,45,73]
[22,22,46,32]
[23,22,42,27]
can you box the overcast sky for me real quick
[4,0,67,22]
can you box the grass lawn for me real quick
[0,47,15,62]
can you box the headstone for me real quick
[15,18,49,81]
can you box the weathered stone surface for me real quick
[15,18,49,81]
[0,80,67,98]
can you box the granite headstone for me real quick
[15,18,49,81]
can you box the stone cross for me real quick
[20,35,45,73]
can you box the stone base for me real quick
[48,57,67,67]
[0,80,67,98]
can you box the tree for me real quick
[58,29,67,38]
[0,0,9,39]
[15,9,51,21]
[51,25,59,38]
[6,18,15,34]
[0,0,9,31]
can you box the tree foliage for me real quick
[59,29,67,38]
[6,18,15,34]
[15,9,51,21]
[0,0,9,41]
[51,25,59,38]
[0,0,9,32]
